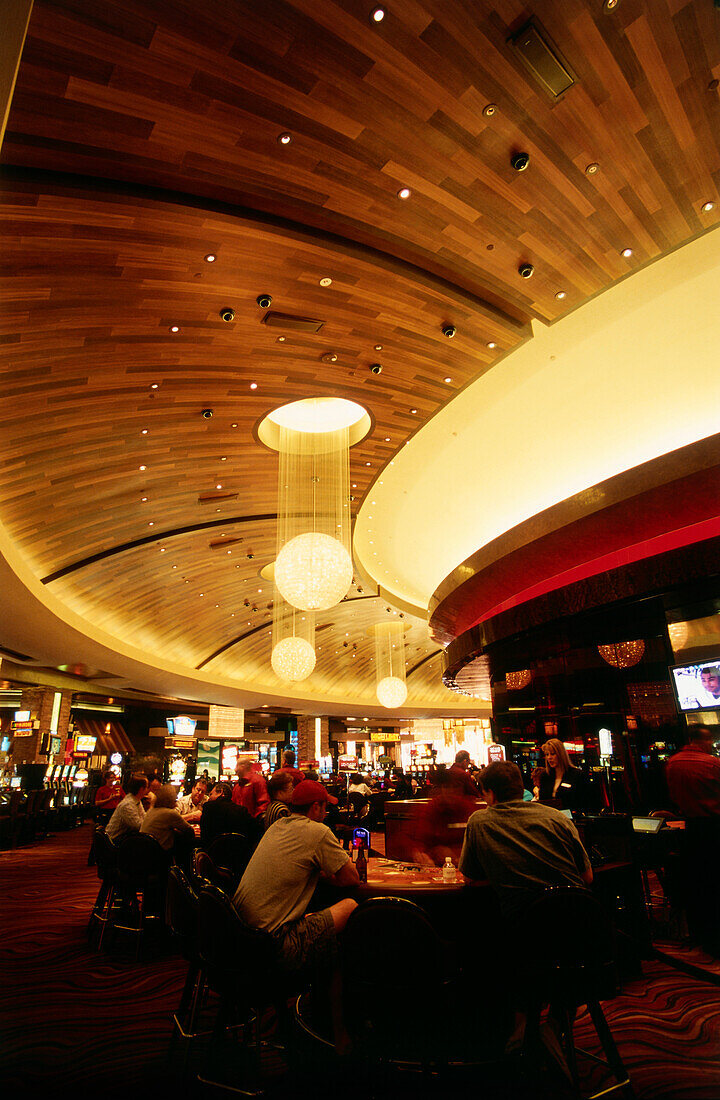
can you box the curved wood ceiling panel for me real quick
[1,0,718,713]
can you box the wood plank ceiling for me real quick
[1,0,719,712]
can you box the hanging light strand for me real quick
[375,620,407,708]
[271,585,316,682]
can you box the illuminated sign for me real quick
[14,710,31,722]
[338,755,358,770]
[487,744,506,762]
[371,731,400,742]
[172,715,197,739]
[598,728,613,757]
[75,735,97,753]
[110,752,123,765]
[222,744,240,771]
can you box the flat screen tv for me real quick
[670,658,720,713]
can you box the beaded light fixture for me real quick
[597,640,645,668]
[274,402,353,611]
[271,590,316,682]
[506,668,533,690]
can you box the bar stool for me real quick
[523,886,633,1099]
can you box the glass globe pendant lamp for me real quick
[374,620,407,709]
[271,589,316,683]
[275,411,353,612]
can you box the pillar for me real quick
[296,715,330,767]
[13,686,71,765]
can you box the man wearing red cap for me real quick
[234,779,359,1047]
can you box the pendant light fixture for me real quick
[274,402,353,611]
[271,588,316,682]
[374,620,408,708]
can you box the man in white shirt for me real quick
[106,774,149,844]
[176,778,208,822]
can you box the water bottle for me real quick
[442,856,456,883]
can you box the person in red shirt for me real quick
[665,725,720,956]
[666,726,720,818]
[232,759,269,819]
[278,749,305,787]
[448,750,480,797]
[95,771,125,811]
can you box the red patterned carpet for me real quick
[1,825,719,1099]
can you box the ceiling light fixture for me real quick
[278,336,286,342]
[150,383,158,389]
[374,344,383,351]
[487,341,497,349]
[585,162,600,175]
[371,7,385,22]
[555,290,567,300]
[397,187,411,200]
[319,277,332,286]
[621,247,633,258]
[169,325,180,333]
[701,201,716,212]
[250,382,258,390]
[444,376,452,383]
[204,254,216,262]
[278,132,292,144]
[139,465,146,471]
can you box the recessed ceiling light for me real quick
[277,336,286,342]
[172,564,177,569]
[384,437,390,442]
[250,382,257,389]
[319,277,333,286]
[232,423,238,428]
[216,483,222,489]
[365,461,371,466]
[141,496,148,502]
[444,376,452,383]
[487,341,497,349]
[141,428,148,434]
[410,408,417,414]
[352,483,357,488]
[150,383,158,389]
[621,247,633,258]
[371,7,385,21]
[159,547,166,553]
[482,103,497,118]
[555,291,567,300]
[397,187,411,200]
[585,163,600,175]
[374,344,383,351]
[148,521,154,526]
[220,456,227,461]
[169,325,180,333]
[278,132,292,144]
[204,253,216,262]
[602,0,619,11]
[139,465,146,471]
[702,201,716,213]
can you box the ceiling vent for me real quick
[198,491,238,504]
[509,20,576,99]
[262,311,325,333]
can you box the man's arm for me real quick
[458,820,486,880]
[327,857,360,887]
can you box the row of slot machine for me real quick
[45,763,88,789]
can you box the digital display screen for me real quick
[62,765,71,778]
[670,659,720,712]
[75,735,97,752]
[10,777,21,789]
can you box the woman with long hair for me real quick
[538,738,586,809]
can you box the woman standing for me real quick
[538,738,586,810]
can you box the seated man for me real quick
[200,781,255,848]
[140,783,195,855]
[106,774,148,845]
[460,760,592,919]
[176,778,209,822]
[233,780,359,1047]
[264,770,293,830]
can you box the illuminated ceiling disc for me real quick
[271,637,316,682]
[376,676,408,709]
[257,397,371,450]
[275,532,353,610]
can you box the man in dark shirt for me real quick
[200,781,255,848]
[459,761,592,919]
[278,749,305,787]
[448,750,480,796]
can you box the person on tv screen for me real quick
[697,666,720,707]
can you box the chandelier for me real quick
[274,404,353,611]
[271,590,316,683]
[597,640,645,669]
[374,620,407,709]
[506,669,532,690]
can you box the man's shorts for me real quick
[272,907,337,973]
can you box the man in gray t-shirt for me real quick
[234,780,359,972]
[460,761,592,919]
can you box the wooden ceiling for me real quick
[1,0,719,713]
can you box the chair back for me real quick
[524,886,617,1003]
[116,832,167,882]
[197,883,276,996]
[208,831,254,881]
[166,865,198,956]
[194,849,235,893]
[340,897,451,1055]
[348,792,369,816]
[93,826,118,877]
